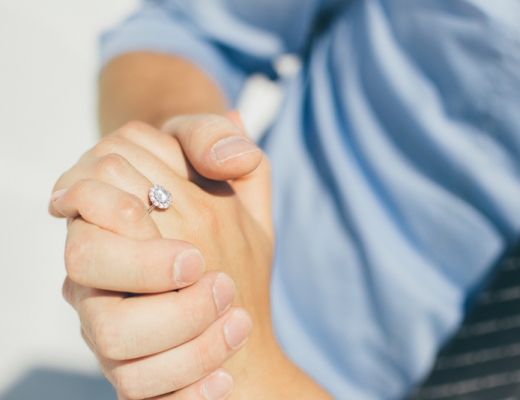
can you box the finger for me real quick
[147,369,234,400]
[62,277,121,313]
[65,218,205,292]
[96,307,252,399]
[81,129,188,188]
[68,271,236,361]
[49,122,190,220]
[72,134,194,211]
[49,152,155,218]
[110,121,192,180]
[170,369,233,400]
[50,149,192,236]
[104,118,271,237]
[160,113,262,181]
[68,131,241,239]
[52,179,160,241]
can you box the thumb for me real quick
[224,110,247,132]
[161,112,262,181]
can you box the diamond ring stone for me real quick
[148,184,172,212]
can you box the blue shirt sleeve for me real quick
[100,0,332,104]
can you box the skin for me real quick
[98,52,228,135]
[50,53,332,399]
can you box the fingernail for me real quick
[201,370,234,400]
[51,189,68,202]
[212,136,259,163]
[213,273,235,315]
[174,249,205,285]
[224,309,253,349]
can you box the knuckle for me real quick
[64,234,89,284]
[67,179,92,205]
[95,153,129,180]
[73,181,98,215]
[91,313,127,360]
[116,194,147,225]
[115,120,151,139]
[113,365,144,400]
[61,278,73,304]
[91,135,125,157]
[68,179,88,196]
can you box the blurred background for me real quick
[0,1,138,398]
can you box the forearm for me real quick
[227,329,333,399]
[98,52,228,136]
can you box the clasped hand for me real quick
[49,113,275,400]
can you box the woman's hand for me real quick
[50,116,331,399]
[50,116,272,399]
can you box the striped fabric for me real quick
[409,256,520,400]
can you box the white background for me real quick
[0,0,138,393]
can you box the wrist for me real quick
[224,323,332,399]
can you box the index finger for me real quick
[52,179,160,241]
[64,218,204,293]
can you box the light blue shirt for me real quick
[101,1,520,398]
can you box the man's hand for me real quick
[64,49,333,398]
[50,116,331,399]
[50,116,266,399]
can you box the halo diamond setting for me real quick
[148,184,172,210]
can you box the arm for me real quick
[97,0,329,136]
[98,52,227,134]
